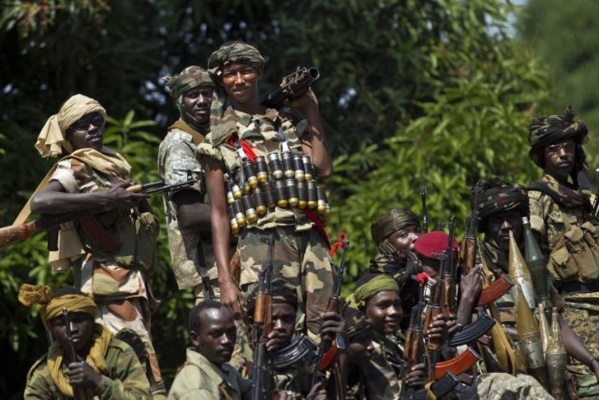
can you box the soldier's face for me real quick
[50,312,94,357]
[543,140,576,182]
[388,225,421,252]
[191,307,236,365]
[365,290,403,335]
[347,332,374,367]
[486,211,522,251]
[182,84,213,125]
[220,63,263,106]
[270,303,296,350]
[66,112,105,151]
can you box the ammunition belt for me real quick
[226,151,330,235]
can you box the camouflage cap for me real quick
[343,306,371,340]
[246,277,298,313]
[477,178,528,232]
[163,65,212,101]
[528,105,588,167]
[207,41,265,80]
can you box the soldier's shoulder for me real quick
[27,353,49,380]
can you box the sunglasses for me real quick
[545,141,575,153]
[71,114,104,131]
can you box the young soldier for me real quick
[159,66,222,302]
[20,285,151,399]
[25,94,165,396]
[168,301,251,399]
[198,41,334,343]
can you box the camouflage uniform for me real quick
[365,332,403,400]
[49,157,165,395]
[197,108,334,342]
[158,121,220,302]
[25,333,151,399]
[168,348,251,400]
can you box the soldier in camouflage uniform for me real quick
[197,41,334,345]
[27,94,166,397]
[158,66,224,302]
[20,285,151,399]
[527,107,599,396]
[369,207,423,328]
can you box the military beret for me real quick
[413,231,459,260]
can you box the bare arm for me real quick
[287,90,333,179]
[31,180,148,215]
[202,156,244,313]
[560,313,599,380]
[172,189,212,232]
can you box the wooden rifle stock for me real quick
[261,67,320,109]
[434,347,481,380]
[476,274,513,306]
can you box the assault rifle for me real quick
[403,274,458,399]
[251,236,275,400]
[311,238,350,388]
[0,178,198,252]
[420,185,428,233]
[261,67,320,109]
[62,307,92,400]
[460,181,513,308]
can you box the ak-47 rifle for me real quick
[420,185,428,233]
[403,274,459,399]
[261,67,320,109]
[62,307,92,400]
[460,181,514,308]
[251,236,275,400]
[311,239,350,388]
[0,178,198,252]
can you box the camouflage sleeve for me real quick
[49,159,79,193]
[528,190,547,238]
[159,132,203,194]
[99,343,152,399]
[24,360,56,400]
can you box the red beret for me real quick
[413,231,459,260]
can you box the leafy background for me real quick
[0,0,596,397]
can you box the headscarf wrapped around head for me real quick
[347,273,399,308]
[371,207,420,256]
[476,178,529,232]
[18,284,97,329]
[207,41,266,146]
[163,65,213,129]
[35,94,107,158]
[528,106,590,189]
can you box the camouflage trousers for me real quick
[238,225,334,344]
[562,293,599,399]
[96,297,166,396]
[476,372,553,399]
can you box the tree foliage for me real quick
[0,0,554,397]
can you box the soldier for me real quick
[20,284,151,399]
[477,179,599,397]
[197,41,334,344]
[369,207,423,326]
[244,282,345,398]
[347,273,433,400]
[168,300,251,399]
[24,94,165,396]
[527,107,599,396]
[158,65,223,302]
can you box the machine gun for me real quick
[261,67,320,109]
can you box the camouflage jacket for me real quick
[24,337,151,399]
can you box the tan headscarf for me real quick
[35,94,107,158]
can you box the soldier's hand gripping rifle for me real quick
[460,181,513,308]
[261,67,320,109]
[311,238,350,389]
[62,307,92,400]
[0,178,198,252]
[403,273,459,400]
[251,236,275,400]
